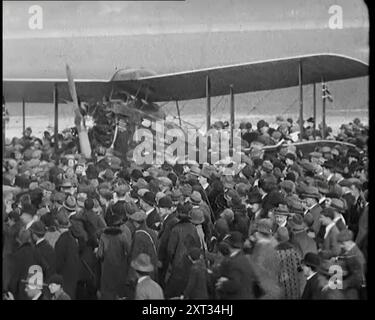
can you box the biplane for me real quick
[3,53,368,161]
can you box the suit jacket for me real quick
[218,251,258,299]
[301,273,324,299]
[35,239,56,279]
[135,276,164,300]
[320,224,341,259]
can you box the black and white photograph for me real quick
[2,0,369,304]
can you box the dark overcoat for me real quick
[55,229,80,299]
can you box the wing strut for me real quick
[229,85,235,151]
[206,75,211,132]
[298,60,304,142]
[175,100,182,127]
[53,84,59,151]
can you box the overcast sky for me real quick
[4,0,369,38]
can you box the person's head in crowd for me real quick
[131,253,154,278]
[220,208,234,224]
[20,203,37,226]
[257,120,269,135]
[275,226,289,243]
[76,192,87,209]
[6,210,20,227]
[285,171,297,183]
[300,186,320,209]
[171,189,183,206]
[247,190,263,215]
[321,146,332,160]
[258,177,277,195]
[301,252,320,278]
[139,191,155,211]
[273,205,290,228]
[60,180,76,196]
[158,196,175,220]
[32,138,43,150]
[279,180,295,196]
[319,207,335,226]
[24,127,32,138]
[337,229,355,252]
[29,220,47,244]
[254,219,273,242]
[239,121,246,131]
[39,181,55,200]
[84,197,95,211]
[278,144,289,158]
[260,160,273,176]
[223,231,244,252]
[187,247,203,264]
[114,184,128,201]
[48,274,66,298]
[285,152,296,166]
[128,210,147,229]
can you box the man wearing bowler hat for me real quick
[29,220,56,280]
[301,253,324,299]
[140,191,161,231]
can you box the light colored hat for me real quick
[129,210,147,222]
[131,253,154,273]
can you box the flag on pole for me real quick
[322,82,333,102]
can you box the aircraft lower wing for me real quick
[3,53,368,103]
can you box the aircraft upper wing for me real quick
[3,53,368,103]
[2,79,111,103]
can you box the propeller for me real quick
[65,64,92,158]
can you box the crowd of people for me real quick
[2,115,368,300]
